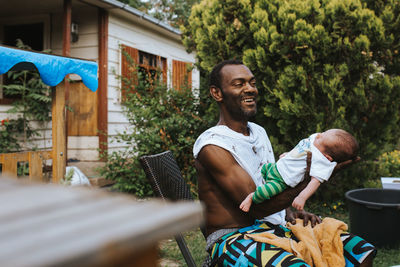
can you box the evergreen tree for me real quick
[118,0,152,12]
[151,0,200,28]
[182,0,255,71]
[119,0,199,28]
[360,0,400,75]
[182,0,400,161]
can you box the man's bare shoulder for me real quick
[197,144,238,169]
[198,144,231,156]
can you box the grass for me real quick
[159,228,207,266]
[374,246,400,267]
[160,201,400,266]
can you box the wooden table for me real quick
[0,177,204,267]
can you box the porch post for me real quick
[98,8,108,160]
[62,0,72,163]
[62,0,71,57]
[52,82,66,183]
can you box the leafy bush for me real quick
[0,119,20,153]
[377,150,400,177]
[100,60,213,197]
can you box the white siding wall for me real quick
[51,6,100,161]
[107,14,199,154]
[51,7,99,60]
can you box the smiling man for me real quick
[193,60,375,266]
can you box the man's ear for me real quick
[210,86,223,102]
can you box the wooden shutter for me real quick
[172,60,192,90]
[121,44,139,101]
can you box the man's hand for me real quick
[331,156,361,178]
[285,208,322,227]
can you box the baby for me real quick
[240,129,359,212]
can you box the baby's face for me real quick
[313,130,337,161]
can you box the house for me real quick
[0,0,199,163]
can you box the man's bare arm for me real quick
[197,146,312,219]
[331,156,361,178]
[197,145,256,204]
[198,147,359,219]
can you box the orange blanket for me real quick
[245,217,347,267]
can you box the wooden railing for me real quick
[0,151,52,182]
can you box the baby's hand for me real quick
[240,193,254,212]
[292,196,306,210]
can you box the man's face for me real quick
[219,64,258,120]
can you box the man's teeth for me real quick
[243,99,254,102]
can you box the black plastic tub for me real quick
[345,188,400,247]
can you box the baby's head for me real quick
[314,129,359,163]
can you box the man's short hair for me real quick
[209,59,244,89]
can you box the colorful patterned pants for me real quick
[208,220,376,267]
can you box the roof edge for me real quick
[98,0,181,35]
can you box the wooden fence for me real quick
[0,151,52,181]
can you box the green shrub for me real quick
[376,149,400,177]
[0,119,20,153]
[100,60,213,197]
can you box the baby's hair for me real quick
[326,129,359,163]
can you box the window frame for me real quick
[120,44,167,102]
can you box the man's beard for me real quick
[227,104,257,121]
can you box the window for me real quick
[121,44,167,101]
[172,60,192,91]
[4,23,44,51]
[1,22,44,104]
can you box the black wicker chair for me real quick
[140,150,205,267]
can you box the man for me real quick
[193,60,376,266]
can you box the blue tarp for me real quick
[0,46,98,92]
